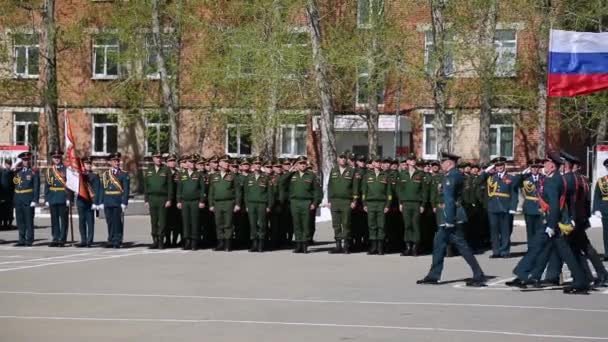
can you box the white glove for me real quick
[545,227,555,238]
[98,204,104,210]
[508,210,517,215]
[29,202,36,208]
[45,202,49,207]
[594,211,602,218]
[484,164,495,173]
[91,204,97,210]
[121,204,127,212]
[66,200,70,206]
[522,167,531,174]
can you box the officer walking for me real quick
[13,152,39,247]
[76,157,100,247]
[361,157,391,255]
[243,157,273,252]
[99,153,129,249]
[208,156,241,252]
[593,158,608,261]
[144,151,173,249]
[45,150,71,247]
[177,155,206,250]
[396,153,426,256]
[417,153,486,287]
[328,153,359,254]
[520,159,544,248]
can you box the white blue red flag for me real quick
[548,29,608,97]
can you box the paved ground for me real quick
[0,217,607,341]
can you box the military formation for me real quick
[1,148,608,294]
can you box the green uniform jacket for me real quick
[328,166,359,201]
[244,173,274,208]
[395,169,427,205]
[143,165,174,202]
[287,171,322,205]
[463,174,482,206]
[177,170,206,202]
[208,171,242,207]
[361,170,392,208]
[429,173,445,207]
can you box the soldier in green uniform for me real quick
[208,156,241,251]
[279,159,294,246]
[164,154,181,247]
[396,153,427,256]
[328,153,359,254]
[235,159,250,249]
[362,158,392,255]
[144,152,173,249]
[269,161,283,250]
[463,163,483,251]
[351,155,367,251]
[244,157,273,252]
[177,155,206,251]
[286,156,322,254]
[384,158,401,252]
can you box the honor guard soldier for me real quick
[208,155,241,252]
[165,154,181,247]
[593,158,608,261]
[286,156,322,254]
[45,150,71,247]
[177,155,206,251]
[417,152,486,287]
[520,159,545,247]
[99,153,130,249]
[13,152,40,247]
[396,153,427,256]
[0,159,15,229]
[244,157,274,252]
[76,157,101,247]
[144,151,174,249]
[361,157,392,255]
[328,153,359,254]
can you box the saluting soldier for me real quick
[396,153,427,256]
[76,157,101,247]
[328,153,359,254]
[519,159,544,248]
[0,159,15,229]
[13,152,40,247]
[286,156,322,254]
[243,157,273,252]
[208,156,241,252]
[99,153,130,249]
[45,150,71,247]
[144,151,173,249]
[463,163,483,251]
[177,155,206,251]
[361,157,392,255]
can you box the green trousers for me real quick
[247,202,268,239]
[148,195,168,238]
[214,200,235,240]
[290,199,313,242]
[330,199,352,240]
[181,201,200,241]
[367,201,386,241]
[401,201,421,243]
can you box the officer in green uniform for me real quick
[396,153,427,256]
[236,159,250,249]
[144,151,173,249]
[279,159,294,246]
[269,160,283,250]
[13,152,40,247]
[195,156,208,244]
[362,158,392,255]
[328,153,359,254]
[164,154,181,247]
[208,156,241,251]
[286,156,322,254]
[177,155,206,251]
[351,155,367,251]
[244,157,273,252]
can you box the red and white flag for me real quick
[65,109,90,200]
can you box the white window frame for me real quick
[422,113,453,160]
[91,114,118,156]
[279,124,307,158]
[144,113,170,156]
[494,29,517,77]
[144,33,175,80]
[356,66,385,108]
[92,36,120,80]
[12,112,39,147]
[225,124,252,157]
[490,113,515,160]
[12,33,39,79]
[424,30,454,76]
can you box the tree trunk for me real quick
[366,36,380,158]
[40,0,60,157]
[536,0,552,158]
[151,0,180,154]
[477,0,497,164]
[429,0,450,155]
[306,0,337,203]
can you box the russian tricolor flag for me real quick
[548,29,608,97]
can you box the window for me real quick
[144,33,175,79]
[13,112,39,148]
[490,113,514,159]
[494,29,517,77]
[92,35,119,79]
[282,28,310,79]
[280,124,307,157]
[424,31,454,76]
[92,114,118,155]
[13,34,39,78]
[356,65,384,106]
[357,0,384,29]
[145,112,170,155]
[422,113,453,160]
[226,124,252,156]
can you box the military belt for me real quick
[525,196,539,201]
[105,191,122,195]
[491,193,511,198]
[15,189,33,194]
[49,187,65,191]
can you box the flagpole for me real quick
[65,103,75,244]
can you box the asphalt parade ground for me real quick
[0,217,607,342]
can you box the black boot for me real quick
[411,243,418,257]
[343,240,351,254]
[329,240,343,254]
[191,240,199,251]
[249,239,257,252]
[158,236,165,250]
[215,239,224,251]
[293,242,301,253]
[377,240,384,255]
[164,235,171,248]
[225,239,232,252]
[302,242,309,254]
[172,233,179,248]
[257,239,264,253]
[149,237,158,249]
[401,242,411,256]
[367,240,377,255]
[183,239,191,250]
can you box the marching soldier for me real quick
[45,150,71,247]
[177,155,206,251]
[208,156,241,252]
[144,152,173,249]
[396,153,426,256]
[328,153,359,254]
[165,154,181,247]
[99,153,130,249]
[243,157,273,252]
[13,152,39,247]
[361,158,391,255]
[0,159,15,229]
[286,156,322,254]
[593,158,608,261]
[519,159,544,248]
[76,157,100,247]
